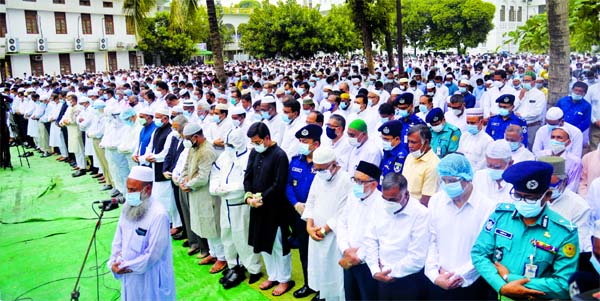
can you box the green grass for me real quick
[0,147,310,301]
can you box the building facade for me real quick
[0,0,143,79]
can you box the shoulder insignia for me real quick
[562,243,577,258]
[451,135,458,142]
[495,202,515,212]
[484,218,495,232]
[549,213,578,232]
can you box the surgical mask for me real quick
[380,117,389,124]
[435,83,442,88]
[549,139,566,154]
[261,111,270,120]
[253,114,263,122]
[445,81,452,86]
[282,114,291,124]
[571,94,583,101]
[298,142,310,155]
[590,254,600,275]
[302,109,311,115]
[451,108,462,116]
[183,111,191,117]
[477,85,484,90]
[550,188,562,200]
[411,148,424,159]
[396,108,409,118]
[487,168,504,181]
[523,83,532,90]
[514,196,544,218]
[348,137,360,147]
[202,87,209,93]
[431,124,444,133]
[459,87,467,93]
[138,118,147,126]
[309,82,315,88]
[317,169,334,181]
[419,104,429,115]
[213,115,221,123]
[326,127,337,140]
[514,84,522,90]
[126,191,142,207]
[296,88,304,95]
[230,98,237,105]
[285,90,291,95]
[382,140,393,151]
[383,200,404,215]
[441,181,464,198]
[254,143,267,153]
[427,91,435,96]
[466,124,479,135]
[352,183,365,199]
[232,119,241,128]
[493,80,503,88]
[535,83,544,89]
[339,102,348,110]
[154,119,163,127]
[498,108,510,117]
[183,140,193,148]
[509,141,521,151]
[399,85,407,91]
[124,119,134,127]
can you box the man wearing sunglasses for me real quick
[472,161,580,300]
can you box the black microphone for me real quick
[93,196,125,211]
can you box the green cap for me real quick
[537,156,566,178]
[348,119,368,133]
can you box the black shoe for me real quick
[223,268,247,289]
[311,292,323,301]
[72,170,86,177]
[173,232,187,241]
[100,185,112,191]
[293,285,316,298]
[187,247,201,256]
[219,268,236,284]
[249,272,262,284]
[40,152,52,158]
[182,240,190,248]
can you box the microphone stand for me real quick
[70,203,110,301]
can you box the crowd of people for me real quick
[3,52,600,300]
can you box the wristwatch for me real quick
[320,227,327,237]
[502,274,508,282]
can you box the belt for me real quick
[528,120,542,127]
[226,199,246,207]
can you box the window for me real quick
[509,6,515,22]
[517,6,523,22]
[0,0,6,4]
[25,11,39,34]
[500,5,505,22]
[55,12,67,34]
[104,15,114,35]
[53,0,65,4]
[0,13,6,38]
[30,55,44,76]
[126,16,135,35]
[80,0,90,6]
[59,54,71,75]
[108,52,117,71]
[85,53,96,73]
[129,51,138,70]
[538,5,546,14]
[81,14,92,35]
[103,1,113,7]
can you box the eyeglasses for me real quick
[509,187,541,204]
[251,139,264,146]
[351,177,376,185]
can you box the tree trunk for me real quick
[206,0,227,86]
[360,22,374,74]
[396,0,404,73]
[384,30,394,69]
[546,0,570,106]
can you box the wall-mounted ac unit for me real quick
[99,37,108,51]
[74,37,84,51]
[116,41,124,48]
[6,37,19,53]
[36,38,48,53]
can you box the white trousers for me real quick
[220,199,261,274]
[105,149,128,193]
[261,227,292,283]
[151,181,182,228]
[207,237,225,261]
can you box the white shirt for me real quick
[586,177,600,222]
[204,117,233,157]
[336,189,382,261]
[472,169,513,204]
[587,82,600,124]
[548,189,593,252]
[280,116,306,160]
[515,88,546,123]
[364,198,430,278]
[511,145,535,163]
[425,189,495,287]
[481,85,518,118]
[262,113,286,145]
[330,135,353,172]
[457,129,493,171]
[345,138,382,175]
[444,110,467,133]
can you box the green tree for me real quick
[136,12,196,65]
[505,14,549,54]
[347,0,376,73]
[402,0,429,55]
[426,0,495,54]
[234,0,261,8]
[319,4,361,55]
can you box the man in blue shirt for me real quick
[486,94,528,147]
[393,93,426,148]
[379,120,408,179]
[285,124,322,299]
[556,81,592,144]
[132,108,157,164]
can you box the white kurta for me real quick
[302,170,351,300]
[457,130,493,171]
[472,169,513,204]
[108,197,176,301]
[547,190,593,252]
[345,139,382,175]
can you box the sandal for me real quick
[259,280,279,290]
[272,280,295,296]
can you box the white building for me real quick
[0,0,143,79]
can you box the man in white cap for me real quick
[260,95,286,145]
[205,103,233,157]
[458,108,493,171]
[229,105,251,136]
[302,146,350,301]
[209,127,262,289]
[532,107,583,158]
[536,127,582,192]
[179,123,227,273]
[108,165,176,301]
[472,139,514,203]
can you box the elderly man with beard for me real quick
[108,166,176,301]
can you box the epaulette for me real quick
[547,210,578,232]
[495,202,515,212]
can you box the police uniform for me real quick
[471,161,579,300]
[394,93,426,148]
[378,120,408,178]
[426,108,461,158]
[285,124,321,295]
[485,94,529,147]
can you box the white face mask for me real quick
[411,146,424,158]
[254,143,267,153]
[232,119,241,128]
[183,140,192,148]
[348,137,360,147]
[431,124,444,133]
[317,169,334,181]
[383,200,405,215]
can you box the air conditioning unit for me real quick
[99,37,108,51]
[116,41,124,48]
[6,37,19,53]
[74,37,84,51]
[36,38,48,53]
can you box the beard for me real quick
[124,193,151,222]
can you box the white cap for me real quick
[466,108,483,116]
[215,103,229,111]
[230,106,245,116]
[140,107,154,116]
[351,78,360,84]
[459,79,470,85]
[391,87,401,95]
[486,139,512,159]
[225,128,247,149]
[399,78,409,83]
[323,85,333,91]
[179,89,189,96]
[172,106,184,113]
[128,166,154,182]
[197,100,210,110]
[546,107,564,121]
[78,97,90,104]
[313,147,336,164]
[261,95,276,104]
[87,90,98,97]
[18,88,26,93]
[182,122,202,136]
[275,88,285,95]
[426,82,435,89]
[93,100,106,108]
[182,99,195,106]
[154,107,169,116]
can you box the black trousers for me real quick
[344,263,378,301]
[292,211,309,286]
[377,269,427,301]
[171,182,187,237]
[426,276,494,300]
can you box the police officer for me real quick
[393,92,425,149]
[426,108,461,158]
[485,94,529,147]
[471,161,579,300]
[378,120,408,178]
[285,124,322,299]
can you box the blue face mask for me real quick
[282,114,291,124]
[339,102,348,110]
[441,181,464,198]
[309,82,315,88]
[509,141,521,151]
[466,124,479,135]
[498,108,510,117]
[154,119,163,127]
[296,88,304,95]
[380,117,389,124]
[352,183,365,199]
[459,87,467,93]
[183,111,191,117]
[382,140,393,151]
[487,168,504,181]
[523,83,532,90]
[514,196,544,218]
[571,94,583,101]
[435,83,442,88]
[253,114,263,121]
[124,119,134,127]
[261,111,270,120]
[445,81,452,87]
[213,114,221,123]
[477,85,484,90]
[535,83,544,89]
[395,108,409,118]
[298,142,310,155]
[419,104,429,115]
[125,191,142,207]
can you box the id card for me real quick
[524,263,537,278]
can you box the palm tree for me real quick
[546,0,570,106]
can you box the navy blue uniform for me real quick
[399,114,426,147]
[485,113,528,146]
[380,143,409,177]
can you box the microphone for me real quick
[93,196,125,211]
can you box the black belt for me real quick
[226,199,246,207]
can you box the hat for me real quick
[120,107,137,120]
[182,99,195,106]
[215,103,229,111]
[390,87,401,95]
[275,88,285,95]
[426,82,435,89]
[348,119,368,133]
[495,94,515,104]
[351,78,360,84]
[546,107,564,120]
[295,124,323,140]
[87,90,98,97]
[378,120,403,137]
[172,106,184,114]
[182,122,202,136]
[437,153,473,181]
[154,107,169,116]
[485,139,512,159]
[340,93,350,100]
[261,95,276,104]
[466,108,483,116]
[302,98,315,105]
[313,147,336,164]
[459,79,470,86]
[394,93,414,106]
[537,156,566,177]
[78,97,90,104]
[225,127,247,149]
[502,161,553,195]
[399,78,409,83]
[426,108,445,124]
[128,166,154,182]
[92,100,106,109]
[323,85,333,91]
[140,107,154,117]
[230,106,245,116]
[179,89,189,96]
[356,161,381,180]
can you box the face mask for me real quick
[535,83,544,89]
[339,102,348,110]
[514,195,544,218]
[498,108,510,117]
[435,83,442,88]
[198,114,206,121]
[309,82,315,88]
[493,80,503,88]
[183,111,192,117]
[352,183,365,199]
[282,114,291,124]
[296,88,304,95]
[396,108,409,118]
[202,87,209,93]
[466,124,479,135]
[126,191,142,207]
[509,141,521,151]
[427,91,435,96]
[154,119,163,127]
[232,119,241,128]
[285,90,291,95]
[326,127,337,140]
[442,181,464,198]
[124,119,134,127]
[212,115,221,123]
[230,98,237,105]
[550,187,563,200]
[477,85,484,90]
[383,200,404,215]
[459,87,467,93]
[549,139,566,154]
[254,143,267,153]
[317,169,334,181]
[487,168,504,181]
[419,104,429,115]
[431,124,444,133]
[252,114,262,122]
[590,254,600,275]
[183,139,193,148]
[514,84,522,90]
[302,109,311,115]
[261,111,270,120]
[348,137,360,147]
[380,117,389,124]
[571,94,583,101]
[411,148,423,159]
[382,140,393,151]
[451,108,462,116]
[350,104,361,113]
[523,83,532,90]
[399,85,407,91]
[298,142,310,155]
[445,81,452,87]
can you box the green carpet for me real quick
[0,148,310,301]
